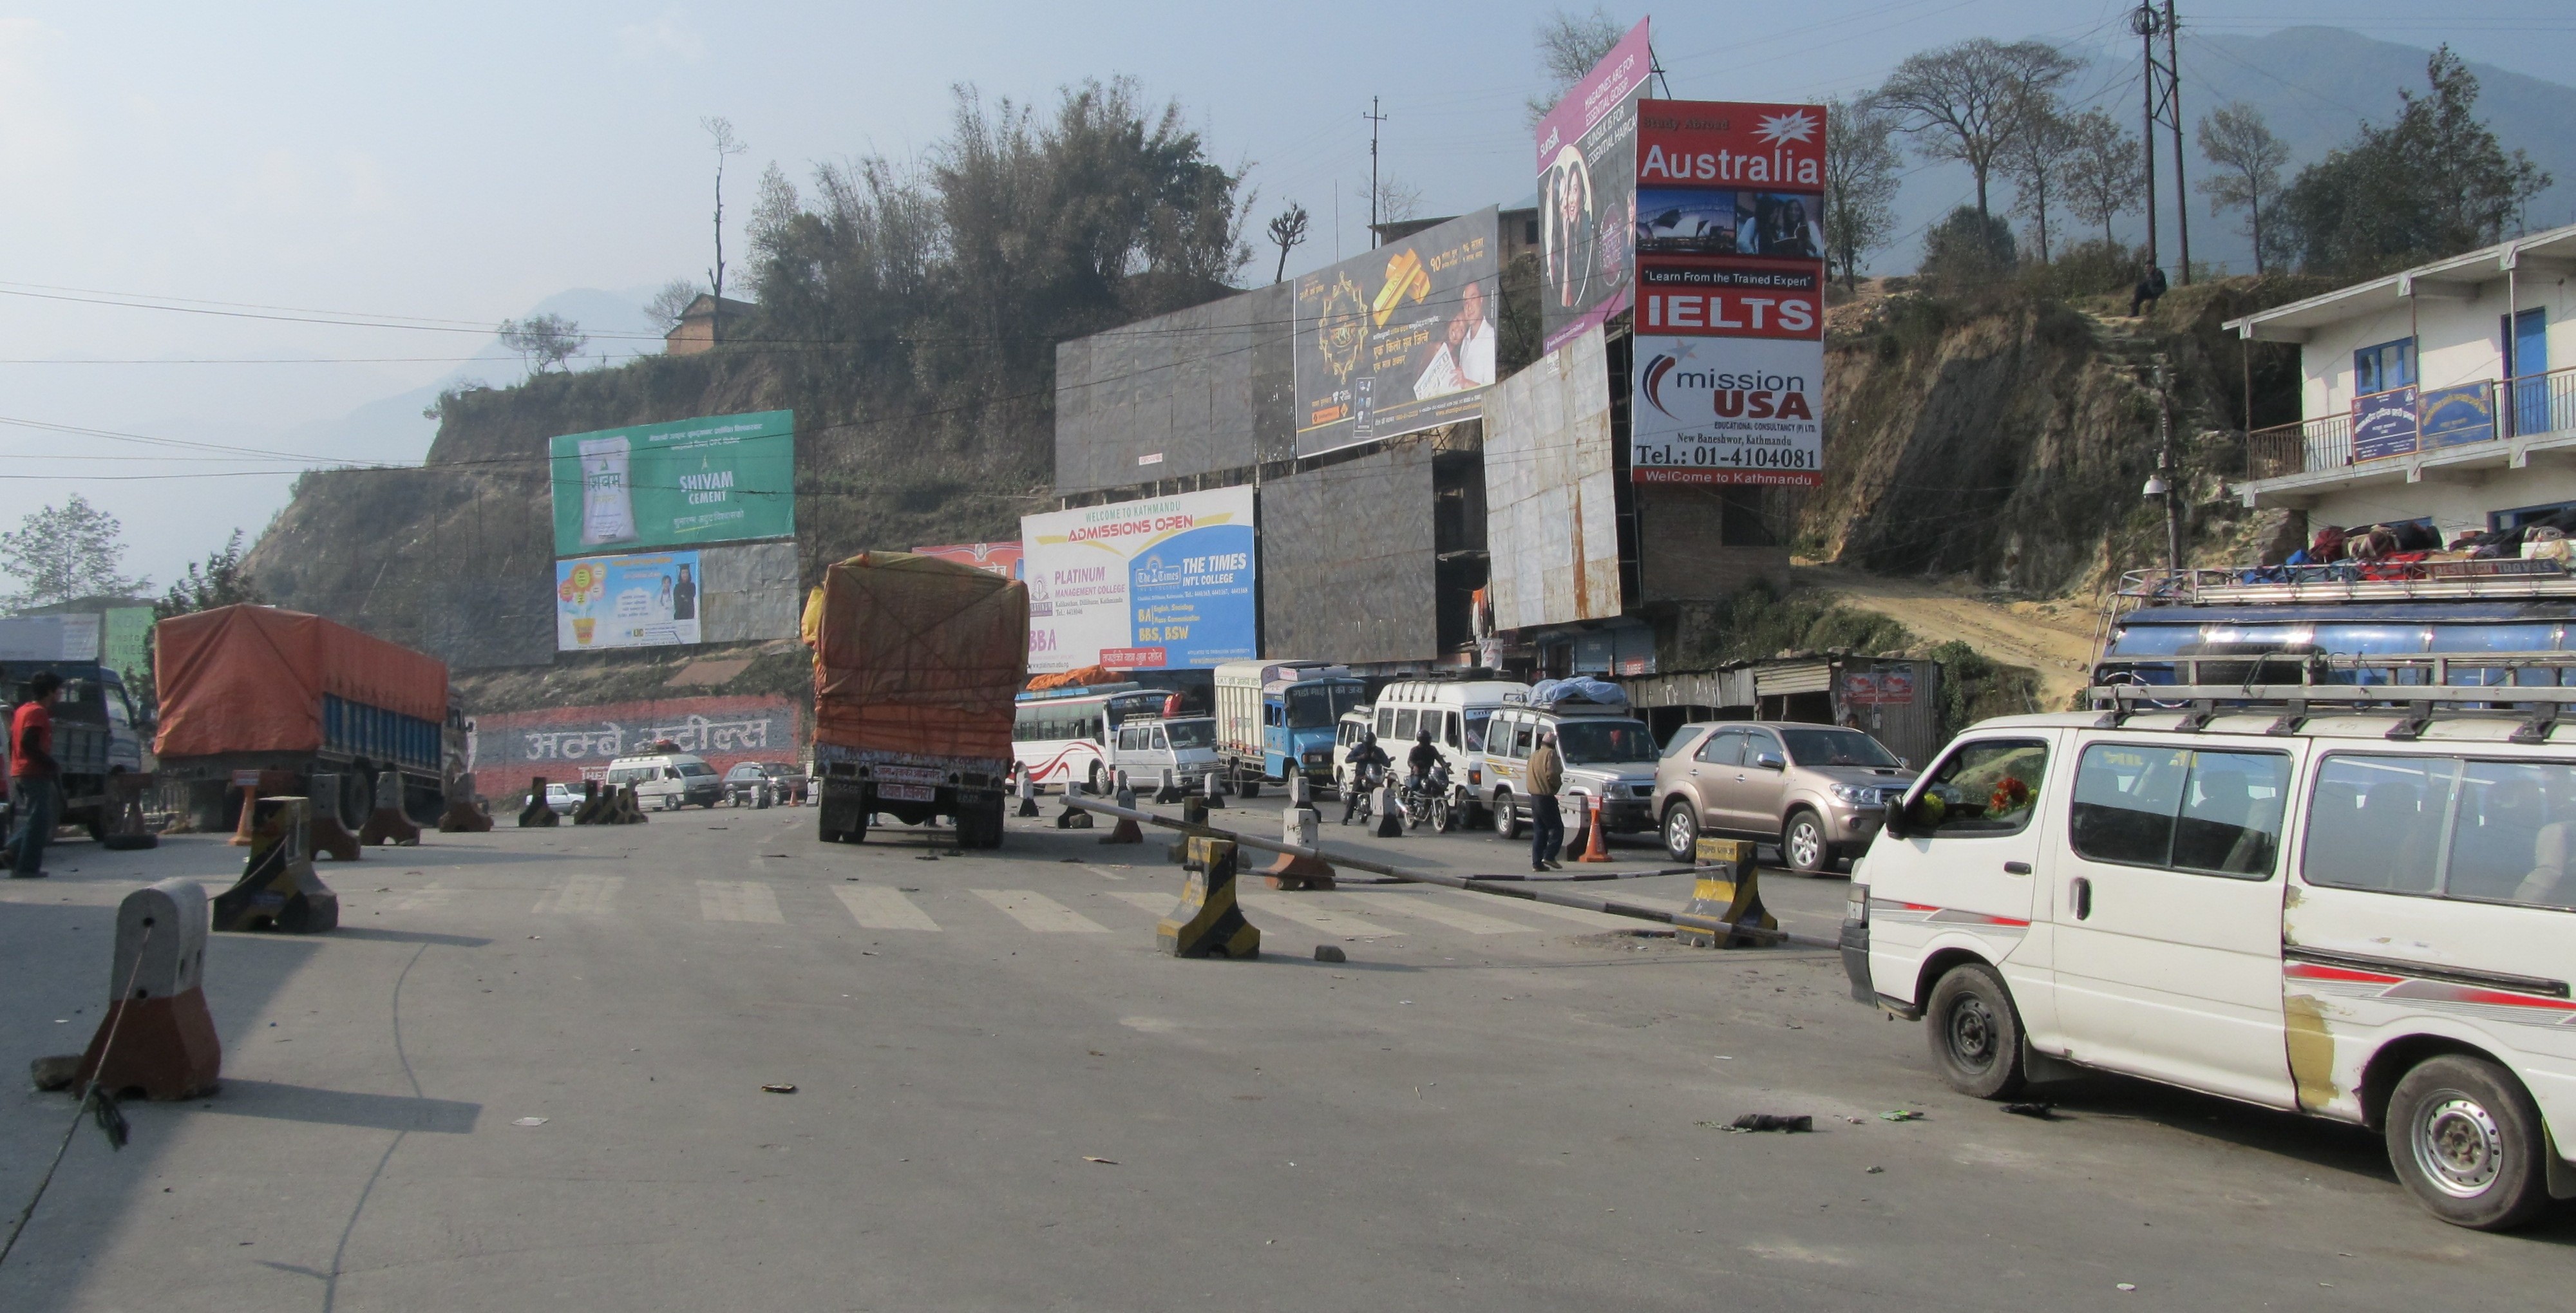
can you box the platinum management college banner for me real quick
[1629,100,1828,487]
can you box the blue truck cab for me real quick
[1213,660,1364,796]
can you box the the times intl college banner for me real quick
[469,694,799,797]
[1020,486,1256,674]
[1629,100,1828,487]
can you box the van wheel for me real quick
[1783,808,1830,875]
[1662,802,1698,862]
[1926,963,2027,1099]
[2385,1055,2553,1230]
[1495,793,1523,841]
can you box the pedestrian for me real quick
[8,671,64,879]
[1526,727,1565,872]
[2128,265,2168,317]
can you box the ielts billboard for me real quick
[1629,100,1828,487]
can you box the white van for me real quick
[605,751,721,810]
[1365,677,1531,823]
[1108,715,1220,790]
[1846,704,2576,1229]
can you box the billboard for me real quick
[556,551,702,652]
[1484,325,1622,630]
[913,542,1025,580]
[1021,486,1257,674]
[469,693,797,797]
[547,410,793,556]
[1537,17,1653,354]
[1629,100,1828,487]
[0,614,99,663]
[1291,208,1501,458]
[2352,386,2420,461]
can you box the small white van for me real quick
[605,751,722,811]
[1365,677,1531,823]
[1846,703,2576,1229]
[1108,715,1220,790]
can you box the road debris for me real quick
[1878,1109,1926,1122]
[1082,1156,1119,1165]
[513,1117,548,1127]
[1723,1113,1813,1133]
[761,1082,798,1094]
[2003,1102,2059,1120]
[1314,945,1347,963]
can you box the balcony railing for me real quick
[2245,363,2576,481]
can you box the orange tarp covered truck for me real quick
[155,604,455,831]
[803,552,1029,847]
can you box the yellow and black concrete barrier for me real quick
[1676,837,1777,949]
[1156,836,1261,959]
[213,797,340,934]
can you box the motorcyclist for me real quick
[1406,729,1443,797]
[1341,730,1390,824]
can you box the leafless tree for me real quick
[646,279,701,329]
[498,314,587,377]
[2196,101,2292,275]
[702,116,748,341]
[1875,39,2079,220]
[2061,109,2144,248]
[1822,97,1902,289]
[2005,93,2077,263]
[1356,175,1423,229]
[1526,6,1631,124]
[1266,203,1311,283]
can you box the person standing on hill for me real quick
[1526,728,1565,873]
[7,672,64,878]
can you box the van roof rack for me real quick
[2090,650,2576,738]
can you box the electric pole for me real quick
[2133,4,2189,284]
[1364,97,1388,246]
[2154,358,2181,576]
[2164,0,2191,285]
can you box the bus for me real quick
[1011,683,1171,793]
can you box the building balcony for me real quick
[2237,364,2576,508]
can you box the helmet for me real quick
[1361,730,1377,746]
[1417,728,1432,742]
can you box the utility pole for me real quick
[2133,4,2188,283]
[2164,0,2190,284]
[2150,357,2182,576]
[1364,97,1388,246]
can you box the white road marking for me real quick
[534,874,624,915]
[833,885,941,931]
[1469,896,1645,930]
[389,881,451,912]
[1343,892,1533,935]
[1240,894,1403,938]
[970,889,1109,933]
[1081,864,1130,881]
[699,880,785,924]
[1106,891,1178,917]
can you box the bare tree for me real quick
[1356,174,1423,229]
[2196,101,2292,276]
[646,279,701,329]
[2061,109,2144,247]
[2004,93,2077,263]
[1875,38,2078,220]
[498,314,587,377]
[1266,203,1311,283]
[702,116,749,343]
[1526,6,1631,124]
[1822,97,1902,290]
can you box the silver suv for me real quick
[1652,722,1915,873]
[1481,704,1662,841]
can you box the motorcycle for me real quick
[1399,762,1455,832]
[1341,760,1389,826]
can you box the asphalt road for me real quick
[3,799,2571,1311]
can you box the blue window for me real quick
[2354,338,2415,395]
[2506,308,2549,435]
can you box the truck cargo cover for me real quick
[808,552,1030,760]
[154,605,448,758]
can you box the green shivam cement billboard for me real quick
[547,410,794,556]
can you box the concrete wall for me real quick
[1633,483,1790,600]
[1053,285,1294,495]
[1484,326,1620,629]
[1260,443,1439,665]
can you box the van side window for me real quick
[1151,726,1169,750]
[1512,723,1536,757]
[2072,744,2290,876]
[1377,707,1395,737]
[2449,761,2576,907]
[1393,708,1418,741]
[1909,739,2048,836]
[1463,710,1491,751]
[1444,712,1461,750]
[2305,755,2576,909]
[2303,755,2454,894]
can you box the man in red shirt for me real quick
[8,671,62,878]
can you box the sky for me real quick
[5,1,2574,589]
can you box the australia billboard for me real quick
[1629,100,1828,487]
[547,410,794,556]
[1537,17,1653,354]
[1020,486,1257,674]
[1291,208,1500,458]
[556,551,703,652]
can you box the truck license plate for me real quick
[877,783,937,802]
[876,766,943,786]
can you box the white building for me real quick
[2228,223,2575,543]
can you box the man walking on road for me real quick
[7,672,63,879]
[1526,728,1564,872]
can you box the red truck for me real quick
[155,604,455,831]
[804,552,1028,848]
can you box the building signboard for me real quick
[468,693,798,797]
[1291,209,1500,458]
[2420,382,2497,450]
[2352,386,2421,461]
[913,542,1025,580]
[556,551,703,652]
[1842,668,1916,706]
[1627,100,1828,487]
[1021,486,1258,674]
[1536,17,1653,354]
[547,410,793,556]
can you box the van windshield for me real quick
[1555,720,1654,764]
[1780,728,1900,768]
[1164,720,1215,749]
[1463,710,1492,751]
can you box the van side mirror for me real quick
[1754,752,1786,771]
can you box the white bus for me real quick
[1011,684,1171,794]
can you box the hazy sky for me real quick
[5,1,2572,587]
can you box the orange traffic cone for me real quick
[1575,792,1613,862]
[227,781,260,847]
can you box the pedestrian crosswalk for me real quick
[697,880,784,924]
[971,889,1109,933]
[833,884,942,930]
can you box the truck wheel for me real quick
[1495,792,1523,842]
[1239,771,1262,799]
[1926,963,2027,1099]
[1783,808,1831,875]
[339,774,371,831]
[2385,1055,2554,1230]
[83,812,109,843]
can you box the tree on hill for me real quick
[0,493,144,609]
[2061,110,2143,249]
[2277,46,2551,278]
[1525,6,1631,124]
[1877,39,2078,220]
[1823,97,1901,290]
[497,313,587,376]
[154,531,263,621]
[2196,102,2291,276]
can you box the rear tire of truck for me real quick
[2385,1055,2555,1231]
[1926,963,2027,1100]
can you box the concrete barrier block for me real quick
[1157,838,1260,959]
[518,777,558,827]
[213,797,339,934]
[1154,768,1182,804]
[1676,837,1776,948]
[74,878,222,1100]
[1263,806,1336,890]
[1056,779,1095,829]
[1016,771,1041,817]
[359,771,422,847]
[1202,772,1226,809]
[1372,785,1405,838]
[438,797,494,833]
[1289,774,1312,807]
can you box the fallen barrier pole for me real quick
[1061,795,1834,950]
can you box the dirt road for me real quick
[1796,564,2099,709]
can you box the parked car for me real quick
[1654,721,1916,873]
[1481,703,1661,844]
[605,751,722,810]
[544,781,581,816]
[724,761,797,807]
